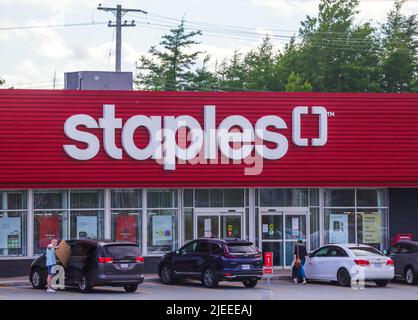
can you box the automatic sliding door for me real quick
[284,214,307,267]
[260,213,283,267]
[196,215,219,238]
[220,215,242,239]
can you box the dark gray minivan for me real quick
[30,239,144,292]
[388,240,418,285]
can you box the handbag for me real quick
[294,244,301,268]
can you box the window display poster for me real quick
[0,217,21,250]
[362,212,381,244]
[152,215,172,245]
[329,214,348,243]
[292,218,299,239]
[204,219,212,237]
[115,215,137,242]
[38,215,60,248]
[262,224,269,233]
[76,216,97,239]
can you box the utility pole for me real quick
[97,3,147,72]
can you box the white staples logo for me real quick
[63,104,329,174]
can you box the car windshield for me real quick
[105,245,141,259]
[227,244,258,254]
[348,247,384,257]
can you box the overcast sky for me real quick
[0,0,417,89]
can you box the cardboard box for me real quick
[55,240,71,267]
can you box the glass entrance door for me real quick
[197,215,219,238]
[260,213,283,267]
[260,210,309,269]
[221,215,242,239]
[195,212,243,239]
[284,214,307,267]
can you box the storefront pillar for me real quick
[178,189,183,248]
[27,189,34,257]
[104,189,111,239]
[141,189,147,255]
[319,188,325,247]
[248,188,256,243]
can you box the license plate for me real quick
[242,264,251,270]
[374,263,382,268]
[120,263,129,269]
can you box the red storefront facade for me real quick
[0,89,417,270]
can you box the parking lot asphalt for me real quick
[0,277,417,300]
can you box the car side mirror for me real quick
[175,250,180,255]
[308,252,313,258]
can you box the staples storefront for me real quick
[0,90,417,275]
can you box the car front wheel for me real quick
[30,268,45,289]
[375,280,390,287]
[202,267,218,288]
[161,264,176,285]
[337,268,351,287]
[124,284,138,293]
[242,280,258,288]
[78,275,91,293]
[405,267,417,285]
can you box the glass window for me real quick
[313,246,330,257]
[183,208,193,244]
[0,191,27,256]
[327,246,348,257]
[224,189,244,207]
[147,209,177,254]
[180,241,197,254]
[356,209,388,249]
[34,191,67,209]
[390,244,400,254]
[148,189,177,208]
[260,188,308,207]
[69,190,104,240]
[196,241,211,253]
[324,209,356,244]
[105,245,141,258]
[183,189,193,207]
[0,211,27,256]
[70,210,104,240]
[348,247,384,257]
[227,244,258,254]
[70,190,104,209]
[194,189,244,207]
[111,190,142,208]
[34,211,67,255]
[324,189,355,207]
[6,192,27,210]
[357,189,388,207]
[111,211,141,251]
[309,189,319,207]
[195,189,210,207]
[310,208,320,250]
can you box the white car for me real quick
[304,244,394,287]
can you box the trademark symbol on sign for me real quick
[327,111,335,117]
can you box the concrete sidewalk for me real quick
[0,270,291,287]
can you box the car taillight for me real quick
[254,253,262,258]
[386,259,394,266]
[135,256,144,263]
[354,259,370,266]
[223,247,235,258]
[98,257,113,264]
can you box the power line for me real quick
[0,21,107,31]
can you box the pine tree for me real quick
[135,19,203,91]
[380,0,418,92]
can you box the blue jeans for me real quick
[298,260,306,279]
